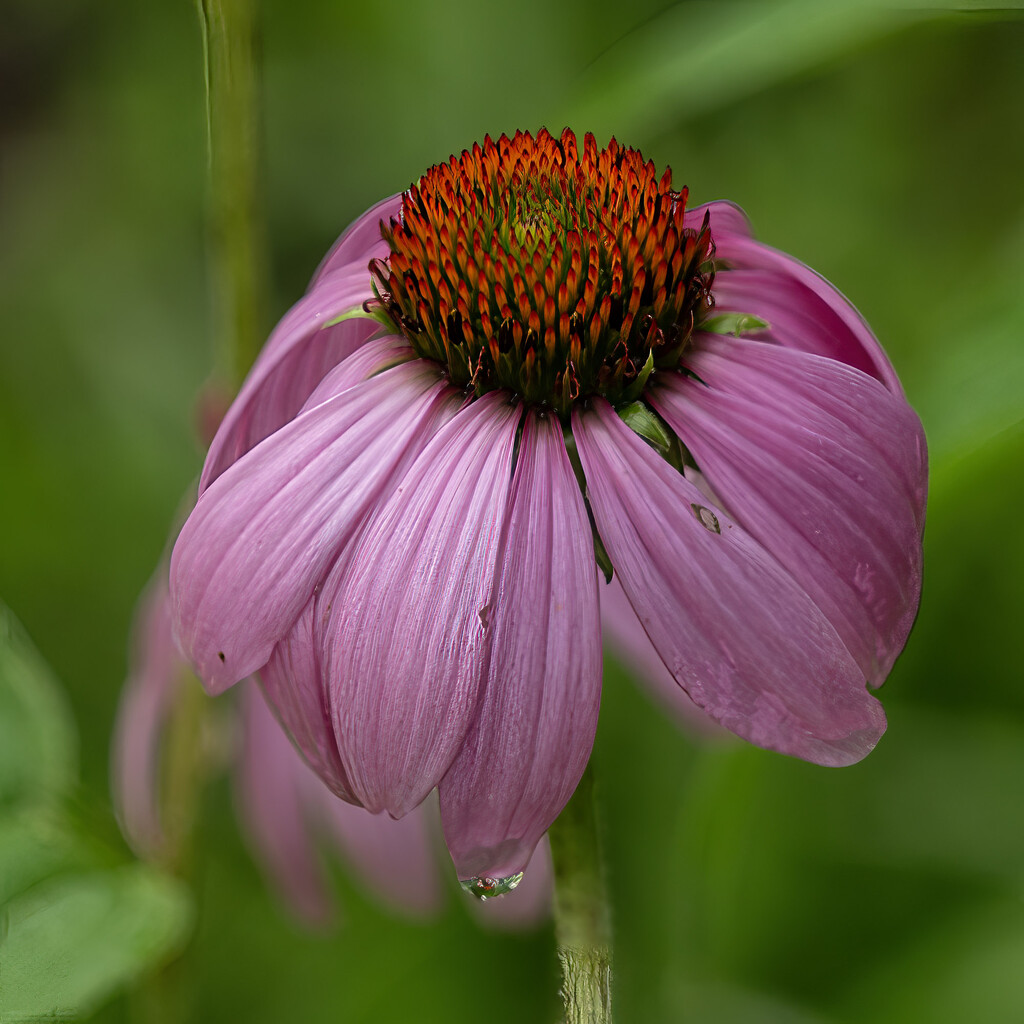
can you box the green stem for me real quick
[133,7,267,1023]
[548,764,614,1024]
[195,0,270,387]
[158,673,210,880]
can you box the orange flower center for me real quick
[372,128,715,415]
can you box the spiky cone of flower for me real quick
[113,574,551,926]
[170,128,927,896]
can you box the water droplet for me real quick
[459,872,524,901]
[690,503,721,534]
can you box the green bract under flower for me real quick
[371,128,716,416]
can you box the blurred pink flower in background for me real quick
[168,129,926,895]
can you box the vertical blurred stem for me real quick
[133,6,267,1023]
[549,764,613,1024]
[131,676,208,1024]
[159,674,211,880]
[196,0,270,388]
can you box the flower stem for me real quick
[548,763,614,1024]
[195,0,270,388]
[132,6,266,1023]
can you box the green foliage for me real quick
[2,867,192,1022]
[0,606,192,1022]
[701,312,771,337]
[0,603,77,812]
[617,401,673,455]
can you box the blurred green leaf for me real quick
[568,0,1023,140]
[0,865,192,1022]
[806,710,1024,879]
[0,601,77,812]
[0,812,94,907]
[0,606,194,1023]
[670,980,837,1023]
[897,420,1024,713]
[842,901,1024,1023]
[912,226,1024,464]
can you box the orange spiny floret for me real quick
[376,128,713,413]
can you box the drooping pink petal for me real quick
[682,335,927,528]
[684,202,897,384]
[438,412,602,882]
[684,200,753,240]
[310,788,443,918]
[235,684,335,927]
[707,231,902,393]
[259,599,358,803]
[297,334,414,414]
[171,360,459,694]
[573,399,886,767]
[652,337,925,686]
[710,269,883,378]
[309,193,402,289]
[470,837,553,930]
[111,576,184,858]
[600,574,724,736]
[201,266,378,491]
[318,393,522,816]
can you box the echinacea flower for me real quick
[113,575,551,924]
[170,129,926,894]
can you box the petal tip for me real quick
[790,698,888,768]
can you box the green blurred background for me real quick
[1,0,1023,1020]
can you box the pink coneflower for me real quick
[170,129,926,895]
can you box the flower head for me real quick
[170,129,926,891]
[370,130,713,413]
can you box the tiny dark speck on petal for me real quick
[218,651,226,662]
